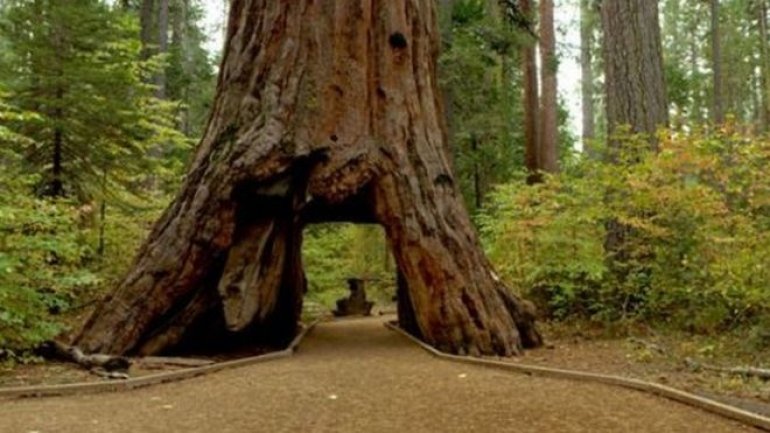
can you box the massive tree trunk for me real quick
[75,0,541,357]
[601,0,668,153]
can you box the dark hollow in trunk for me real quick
[74,0,541,357]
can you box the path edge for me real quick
[385,321,770,432]
[0,320,319,400]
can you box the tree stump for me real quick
[74,0,541,357]
[333,278,375,317]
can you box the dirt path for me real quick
[0,317,758,433]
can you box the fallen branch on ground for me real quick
[628,337,668,355]
[38,341,131,373]
[135,356,214,369]
[685,358,770,381]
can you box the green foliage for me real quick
[0,90,38,145]
[439,0,576,212]
[302,224,395,309]
[165,0,217,138]
[0,1,187,351]
[439,0,524,212]
[661,0,767,128]
[0,0,191,200]
[0,141,166,350]
[482,128,770,335]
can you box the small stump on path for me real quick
[333,278,374,317]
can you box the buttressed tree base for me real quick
[75,0,542,357]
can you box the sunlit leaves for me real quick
[481,129,770,332]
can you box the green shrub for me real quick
[481,128,770,334]
[0,148,165,350]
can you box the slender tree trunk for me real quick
[140,0,155,60]
[75,0,541,357]
[538,0,558,172]
[689,37,704,125]
[171,0,192,133]
[601,0,668,153]
[711,0,724,125]
[48,20,65,198]
[520,0,539,183]
[471,136,482,210]
[155,0,169,99]
[580,0,595,154]
[51,123,64,197]
[98,169,107,257]
[758,0,770,133]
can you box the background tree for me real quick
[440,0,527,211]
[601,0,668,152]
[0,0,184,200]
[580,0,596,149]
[752,0,770,132]
[538,0,558,173]
[711,0,725,125]
[0,0,197,352]
[517,0,540,181]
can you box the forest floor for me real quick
[3,311,770,421]
[517,321,770,417]
[0,316,760,432]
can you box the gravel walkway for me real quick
[0,317,758,433]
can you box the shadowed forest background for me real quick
[2,0,770,367]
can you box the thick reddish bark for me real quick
[75,0,541,357]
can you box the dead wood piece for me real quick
[137,356,215,369]
[91,369,130,380]
[628,337,668,355]
[40,341,131,372]
[685,358,770,381]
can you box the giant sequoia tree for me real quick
[75,0,541,357]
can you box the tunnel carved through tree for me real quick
[74,0,541,357]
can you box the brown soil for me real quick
[508,325,770,417]
[0,357,207,388]
[0,317,758,432]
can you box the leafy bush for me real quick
[0,147,165,351]
[481,128,770,335]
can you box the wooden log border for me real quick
[385,321,770,432]
[0,320,319,400]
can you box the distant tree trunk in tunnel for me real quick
[74,0,541,357]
